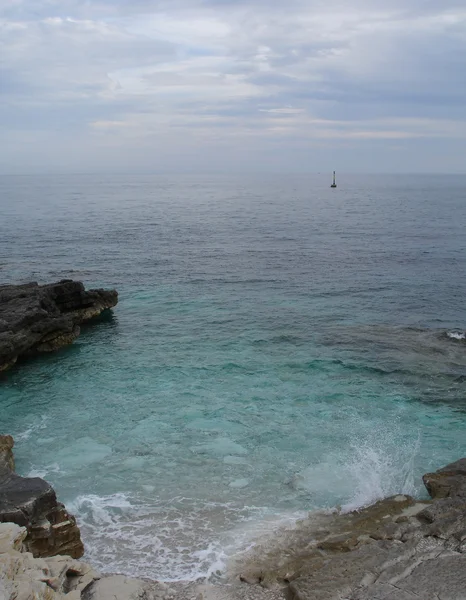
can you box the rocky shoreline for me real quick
[0,435,84,560]
[1,433,465,599]
[0,280,118,373]
[234,459,466,599]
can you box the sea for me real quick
[0,173,465,581]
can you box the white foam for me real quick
[70,493,133,526]
[27,462,61,479]
[69,492,272,582]
[341,430,421,512]
[15,415,49,441]
[289,421,422,513]
[66,418,426,583]
[447,331,465,340]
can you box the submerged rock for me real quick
[0,280,118,372]
[0,435,84,559]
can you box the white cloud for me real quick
[1,0,466,172]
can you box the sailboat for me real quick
[330,171,337,188]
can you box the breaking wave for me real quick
[447,330,465,341]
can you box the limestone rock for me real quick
[0,280,117,372]
[242,460,466,600]
[423,458,466,499]
[0,522,27,553]
[0,523,100,600]
[0,436,84,559]
[234,495,423,587]
[83,575,175,600]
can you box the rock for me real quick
[237,460,466,599]
[83,575,175,600]
[0,435,84,559]
[0,522,100,600]
[423,458,466,499]
[0,280,117,372]
[0,522,27,553]
[234,495,421,587]
[289,536,465,600]
[0,436,14,473]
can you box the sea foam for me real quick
[447,331,465,340]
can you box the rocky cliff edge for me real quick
[0,435,84,560]
[0,280,118,373]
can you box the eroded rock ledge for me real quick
[236,458,466,600]
[0,435,84,560]
[0,280,118,372]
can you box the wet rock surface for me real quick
[0,280,118,372]
[236,459,466,600]
[0,435,84,559]
[423,457,466,500]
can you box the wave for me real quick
[447,330,465,341]
[26,462,62,479]
[15,415,49,441]
[69,493,272,582]
[286,420,422,512]
[69,421,423,582]
[340,430,421,511]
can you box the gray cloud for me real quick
[1,0,465,172]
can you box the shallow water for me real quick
[0,173,465,580]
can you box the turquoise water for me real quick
[0,173,465,580]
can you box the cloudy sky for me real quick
[1,0,466,173]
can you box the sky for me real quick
[1,0,466,173]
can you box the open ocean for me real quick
[0,173,465,580]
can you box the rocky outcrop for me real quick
[0,523,97,600]
[423,457,466,499]
[0,435,84,559]
[0,280,118,372]
[0,523,177,600]
[237,459,466,600]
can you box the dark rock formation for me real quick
[0,280,118,372]
[0,435,84,559]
